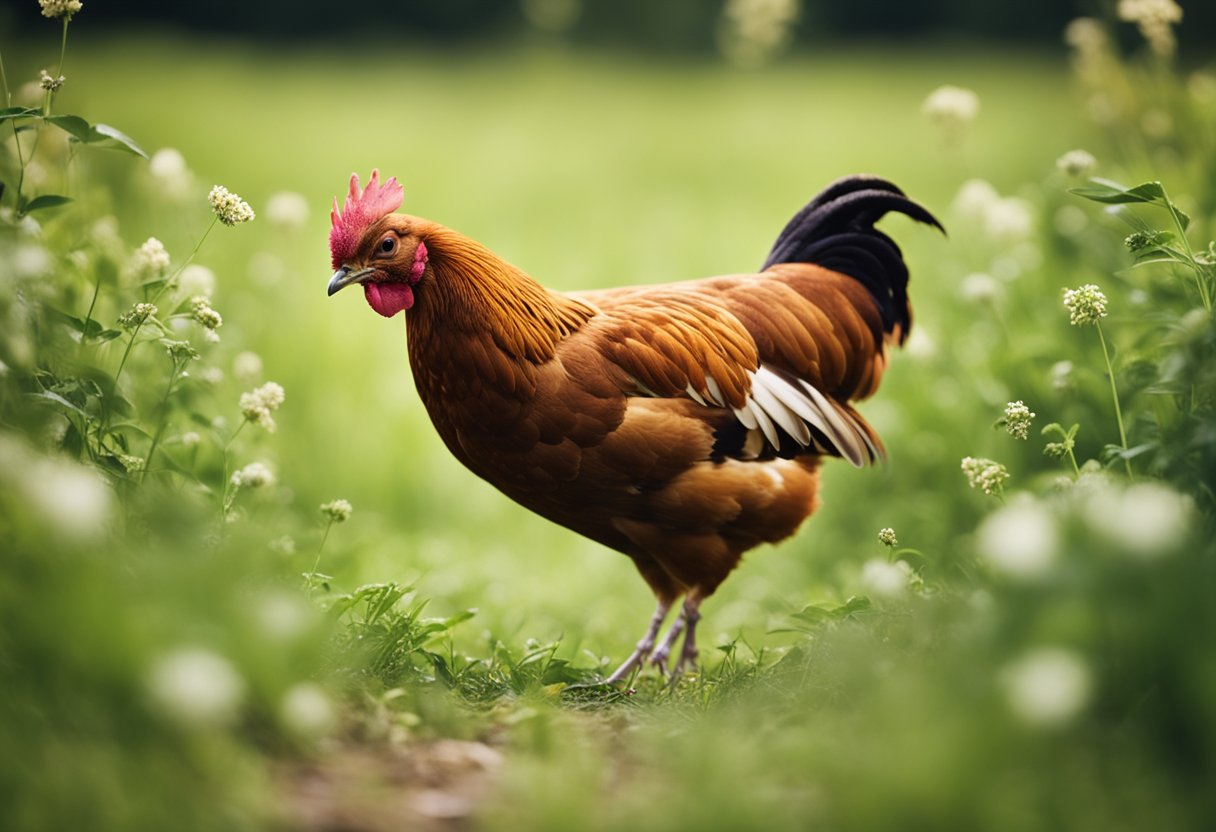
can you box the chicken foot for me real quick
[650,595,702,677]
[603,600,672,685]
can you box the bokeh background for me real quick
[2,1,1214,830]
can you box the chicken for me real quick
[326,171,941,682]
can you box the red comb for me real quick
[329,169,405,269]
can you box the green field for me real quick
[3,23,1215,832]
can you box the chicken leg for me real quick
[603,600,672,685]
[650,594,702,676]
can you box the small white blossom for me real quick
[208,185,255,226]
[878,527,898,548]
[1064,17,1106,52]
[117,302,157,332]
[1002,648,1092,728]
[256,590,312,641]
[961,456,1009,497]
[148,647,245,726]
[231,461,274,489]
[717,0,801,67]
[1056,149,1097,178]
[977,497,1058,579]
[280,683,335,736]
[320,499,353,523]
[1050,360,1075,391]
[952,179,999,218]
[269,535,297,556]
[922,85,980,130]
[1063,284,1108,326]
[233,351,263,382]
[190,296,223,335]
[1002,401,1036,440]
[5,438,111,540]
[960,273,1003,305]
[128,237,170,280]
[239,381,285,431]
[149,147,187,180]
[983,197,1034,242]
[1082,481,1193,558]
[199,366,224,386]
[180,431,202,447]
[1118,0,1183,58]
[177,264,215,299]
[38,70,65,92]
[39,0,82,19]
[862,558,911,598]
[163,339,199,363]
[265,191,310,229]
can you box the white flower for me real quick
[1064,17,1106,52]
[877,527,898,548]
[320,499,353,523]
[231,461,275,489]
[38,70,65,92]
[117,302,157,332]
[256,590,312,641]
[717,0,801,67]
[1002,401,1036,440]
[177,264,215,299]
[983,197,1034,242]
[1082,482,1193,558]
[199,366,224,385]
[180,431,201,447]
[961,456,1009,497]
[190,296,223,337]
[265,191,310,229]
[960,272,1003,305]
[952,179,999,218]
[4,439,111,540]
[1050,360,1075,391]
[149,147,187,180]
[148,647,245,726]
[269,535,297,556]
[1063,284,1108,326]
[240,381,286,430]
[208,185,255,226]
[39,0,82,19]
[1002,648,1092,727]
[280,683,335,736]
[922,85,980,130]
[128,237,170,280]
[1056,149,1097,178]
[977,497,1058,579]
[233,351,263,382]
[1118,0,1183,58]
[862,558,910,598]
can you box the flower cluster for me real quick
[230,461,274,489]
[961,456,1010,497]
[38,0,82,19]
[239,381,285,432]
[320,499,353,523]
[718,0,800,68]
[265,191,310,230]
[1063,284,1108,326]
[129,237,170,279]
[1003,401,1036,440]
[162,339,199,363]
[1056,149,1096,178]
[922,85,980,130]
[1117,0,1183,58]
[117,302,157,332]
[39,70,65,92]
[208,185,255,226]
[878,527,898,548]
[190,296,223,341]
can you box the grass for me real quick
[2,22,1215,832]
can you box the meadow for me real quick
[2,10,1214,832]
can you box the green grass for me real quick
[3,27,1215,832]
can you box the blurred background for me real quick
[2,1,1214,830]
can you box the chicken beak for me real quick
[327,266,375,296]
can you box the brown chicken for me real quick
[326,171,941,682]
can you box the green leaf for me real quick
[23,194,73,213]
[90,123,148,158]
[45,307,87,332]
[45,114,92,142]
[31,390,88,417]
[94,329,123,343]
[0,106,40,122]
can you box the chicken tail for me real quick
[761,176,943,345]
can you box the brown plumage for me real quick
[326,173,942,681]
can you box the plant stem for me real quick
[313,521,335,574]
[0,48,29,211]
[44,18,69,115]
[1163,191,1211,311]
[141,360,182,482]
[219,418,248,522]
[78,269,103,357]
[1096,322,1133,478]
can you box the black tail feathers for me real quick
[762,175,943,344]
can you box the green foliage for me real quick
[2,7,1216,832]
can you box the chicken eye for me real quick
[378,236,397,255]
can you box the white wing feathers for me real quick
[722,364,880,468]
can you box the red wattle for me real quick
[364,281,414,318]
